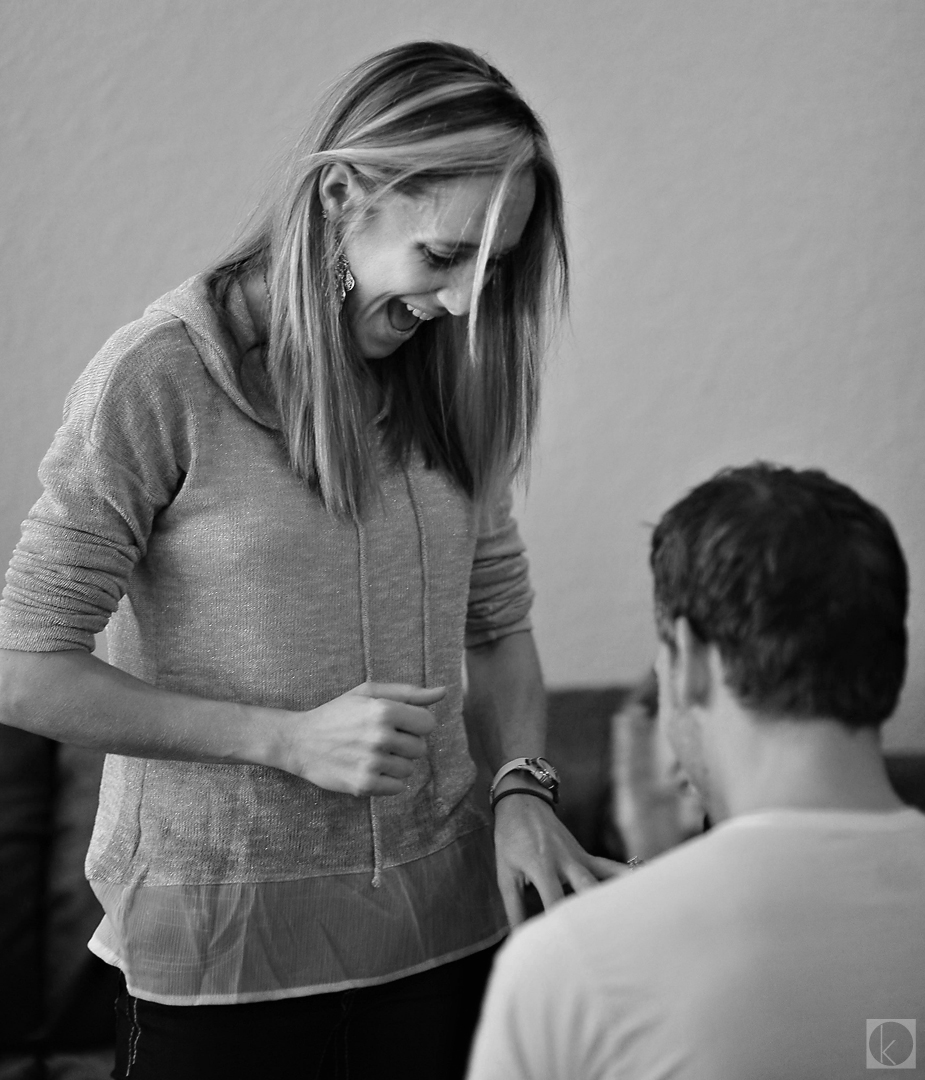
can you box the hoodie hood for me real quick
[146,274,279,430]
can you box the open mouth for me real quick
[386,299,435,335]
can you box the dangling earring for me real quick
[335,254,355,305]
[321,206,355,306]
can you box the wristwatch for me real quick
[489,756,560,804]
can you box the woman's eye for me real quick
[421,247,508,277]
[422,247,459,269]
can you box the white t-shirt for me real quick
[468,808,925,1080]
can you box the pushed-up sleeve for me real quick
[0,321,193,653]
[465,487,534,649]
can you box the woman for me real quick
[0,41,617,1079]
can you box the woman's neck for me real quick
[240,269,270,342]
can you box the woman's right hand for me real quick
[276,682,444,796]
[0,650,443,799]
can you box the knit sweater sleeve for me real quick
[0,316,196,652]
[465,487,534,648]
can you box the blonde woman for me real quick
[0,41,618,1079]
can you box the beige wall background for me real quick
[2,1,923,748]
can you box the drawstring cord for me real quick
[357,464,433,888]
[403,467,433,689]
[355,517,384,888]
[404,466,442,812]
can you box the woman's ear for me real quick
[674,617,715,710]
[318,162,363,222]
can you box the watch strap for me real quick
[489,757,559,803]
[490,757,533,796]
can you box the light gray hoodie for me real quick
[0,275,530,1001]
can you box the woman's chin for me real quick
[363,344,400,360]
[355,320,420,359]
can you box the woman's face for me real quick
[335,172,536,359]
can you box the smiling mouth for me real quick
[386,299,436,334]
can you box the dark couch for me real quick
[0,728,118,1080]
[547,687,925,854]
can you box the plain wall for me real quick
[2,1,923,748]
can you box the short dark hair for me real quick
[650,463,908,728]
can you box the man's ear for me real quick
[673,617,715,709]
[318,162,364,222]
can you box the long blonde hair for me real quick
[209,41,568,518]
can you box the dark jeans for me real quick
[113,945,498,1080]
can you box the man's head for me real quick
[651,463,908,729]
[649,465,908,815]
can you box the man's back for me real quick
[469,807,925,1080]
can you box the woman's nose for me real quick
[435,266,476,317]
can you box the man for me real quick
[467,464,925,1080]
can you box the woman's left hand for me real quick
[493,793,626,926]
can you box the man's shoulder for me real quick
[518,808,925,951]
[479,811,925,1080]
